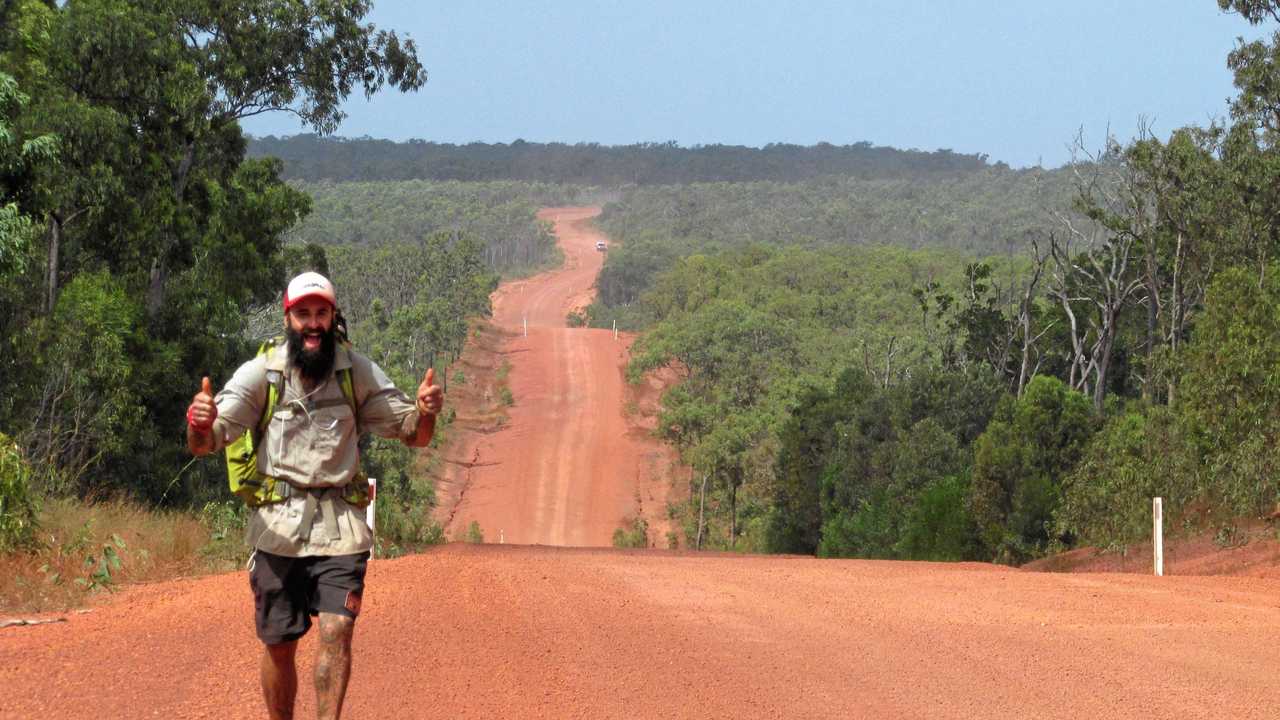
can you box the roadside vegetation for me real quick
[6,0,1280,614]
[0,1,546,610]
[581,1,1280,563]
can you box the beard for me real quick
[286,324,337,383]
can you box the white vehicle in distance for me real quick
[595,240,607,251]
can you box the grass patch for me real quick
[456,520,485,544]
[5,474,452,612]
[0,498,218,613]
[612,516,650,549]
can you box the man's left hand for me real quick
[417,367,443,416]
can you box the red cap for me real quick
[283,272,337,312]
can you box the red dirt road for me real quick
[435,207,678,546]
[7,544,1280,718]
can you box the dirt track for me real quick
[434,207,679,546]
[7,544,1280,718]
[8,207,1280,717]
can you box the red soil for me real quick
[8,544,1280,718]
[1027,518,1280,578]
[432,207,683,547]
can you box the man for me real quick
[186,271,443,720]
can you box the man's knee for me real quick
[316,612,354,645]
[265,639,298,664]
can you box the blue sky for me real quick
[241,1,1268,168]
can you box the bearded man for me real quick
[186,271,443,720]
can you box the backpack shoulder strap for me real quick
[337,367,356,413]
[256,338,286,434]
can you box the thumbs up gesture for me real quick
[187,376,217,431]
[417,367,443,416]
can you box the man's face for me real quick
[286,297,334,353]
[285,297,337,382]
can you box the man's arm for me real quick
[405,368,443,448]
[187,377,218,456]
[187,365,259,456]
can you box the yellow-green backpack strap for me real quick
[337,367,359,434]
[258,339,286,435]
[336,365,371,508]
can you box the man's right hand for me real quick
[187,377,217,456]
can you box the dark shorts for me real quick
[248,550,369,645]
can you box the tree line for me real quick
[287,180,575,277]
[249,135,997,185]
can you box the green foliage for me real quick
[612,516,650,548]
[20,271,148,497]
[360,437,446,556]
[0,1,440,512]
[331,232,498,388]
[0,70,50,279]
[970,376,1096,563]
[1056,408,1187,548]
[77,532,126,592]
[596,170,1067,278]
[897,474,981,561]
[1171,264,1280,517]
[198,500,248,565]
[629,243,1008,555]
[464,520,484,544]
[772,366,999,560]
[286,180,573,277]
[250,135,995,184]
[0,432,38,552]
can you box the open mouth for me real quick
[303,332,324,351]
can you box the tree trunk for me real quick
[729,479,737,547]
[696,472,708,551]
[1167,232,1184,409]
[1093,332,1113,413]
[148,142,197,318]
[1018,306,1032,397]
[44,214,61,315]
[1142,276,1158,402]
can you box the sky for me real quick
[240,1,1270,169]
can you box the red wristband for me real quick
[187,406,214,431]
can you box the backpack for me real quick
[224,338,370,508]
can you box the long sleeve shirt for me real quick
[208,342,420,556]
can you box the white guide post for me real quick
[523,315,527,337]
[1153,496,1163,577]
[366,477,378,560]
[613,319,617,340]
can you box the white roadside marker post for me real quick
[1153,496,1163,577]
[367,477,378,560]
[613,319,617,340]
[523,314,527,338]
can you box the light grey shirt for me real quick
[209,343,420,556]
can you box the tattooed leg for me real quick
[261,640,298,720]
[314,612,355,720]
